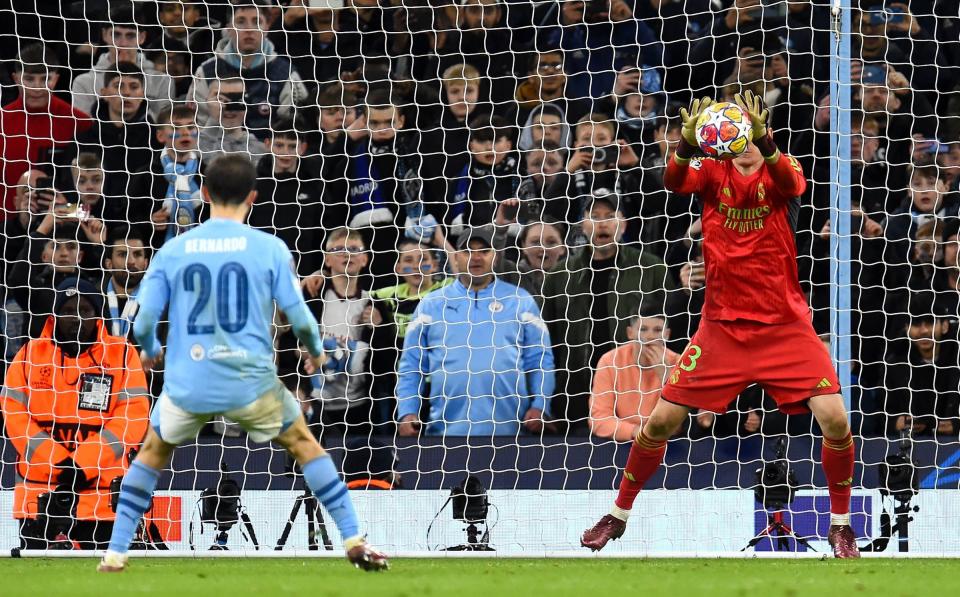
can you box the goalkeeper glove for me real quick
[679,96,714,147]
[735,90,769,141]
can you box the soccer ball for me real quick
[694,102,753,159]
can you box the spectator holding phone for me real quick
[9,207,97,338]
[543,113,642,246]
[855,4,953,101]
[612,65,665,146]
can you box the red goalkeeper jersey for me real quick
[664,152,809,324]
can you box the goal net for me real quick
[1,0,959,556]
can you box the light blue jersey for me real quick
[135,218,321,414]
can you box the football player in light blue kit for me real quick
[98,154,388,572]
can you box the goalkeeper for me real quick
[98,154,387,572]
[582,91,859,559]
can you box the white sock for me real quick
[102,550,128,563]
[610,505,630,522]
[830,513,851,527]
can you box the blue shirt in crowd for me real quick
[396,277,555,437]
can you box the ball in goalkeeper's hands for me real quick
[694,102,753,160]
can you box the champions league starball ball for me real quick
[694,102,754,159]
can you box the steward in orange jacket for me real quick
[1,278,150,548]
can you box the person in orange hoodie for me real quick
[589,308,678,442]
[1,277,150,549]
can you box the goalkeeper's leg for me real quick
[274,417,389,571]
[809,393,860,559]
[98,428,175,572]
[581,399,690,551]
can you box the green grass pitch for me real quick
[2,558,957,597]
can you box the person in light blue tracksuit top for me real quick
[396,226,555,437]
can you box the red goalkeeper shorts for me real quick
[660,316,840,415]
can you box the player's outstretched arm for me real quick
[133,256,170,364]
[735,90,807,197]
[664,96,714,194]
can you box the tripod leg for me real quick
[741,521,777,551]
[895,511,911,552]
[305,497,318,551]
[146,521,169,550]
[241,512,260,550]
[313,501,333,551]
[275,496,305,551]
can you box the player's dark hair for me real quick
[204,154,257,206]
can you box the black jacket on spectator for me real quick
[876,92,938,191]
[881,342,960,435]
[445,154,520,233]
[73,100,155,205]
[279,23,358,94]
[425,107,474,182]
[249,155,338,276]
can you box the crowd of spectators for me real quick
[2,0,960,443]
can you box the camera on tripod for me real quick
[877,432,919,502]
[427,475,495,551]
[190,463,259,550]
[446,475,493,551]
[754,437,798,510]
[864,431,920,553]
[34,490,77,549]
[743,437,814,552]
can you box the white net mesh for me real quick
[0,0,959,555]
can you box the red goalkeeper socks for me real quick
[822,432,855,517]
[613,431,667,514]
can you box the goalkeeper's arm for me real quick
[753,133,807,197]
[736,89,807,197]
[663,138,706,195]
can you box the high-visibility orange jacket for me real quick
[1,317,150,521]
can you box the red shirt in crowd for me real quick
[664,152,809,324]
[0,95,91,218]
